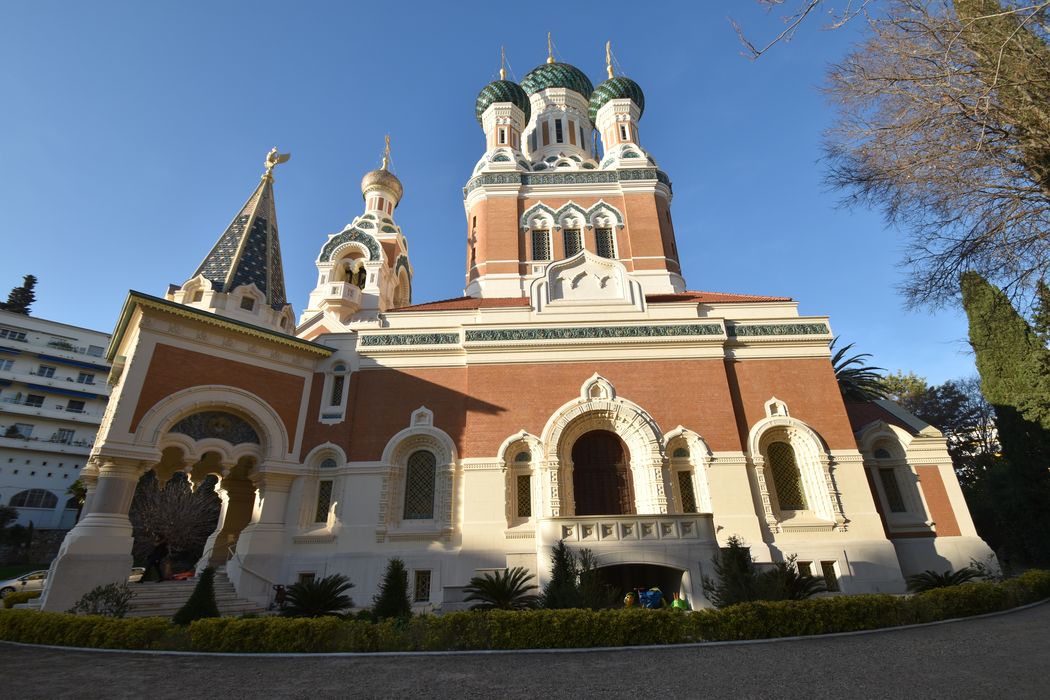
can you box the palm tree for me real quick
[906,567,979,593]
[464,567,540,610]
[831,337,888,402]
[281,573,354,617]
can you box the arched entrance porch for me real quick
[595,563,687,606]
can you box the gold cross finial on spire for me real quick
[547,32,554,64]
[263,146,291,180]
[381,135,391,170]
[606,41,614,79]
[500,46,506,80]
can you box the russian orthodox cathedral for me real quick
[40,43,993,611]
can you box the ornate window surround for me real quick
[747,398,847,533]
[320,360,351,425]
[377,407,458,542]
[539,374,667,516]
[856,422,933,531]
[663,426,713,514]
[497,430,541,528]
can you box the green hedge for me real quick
[2,591,41,609]
[1,570,1048,653]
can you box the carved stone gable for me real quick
[531,250,644,311]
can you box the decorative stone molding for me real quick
[464,169,672,198]
[359,332,460,347]
[463,323,722,344]
[728,323,830,337]
[319,228,382,263]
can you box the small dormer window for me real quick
[240,297,255,311]
[192,290,204,302]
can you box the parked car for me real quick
[0,569,48,597]
[0,567,147,596]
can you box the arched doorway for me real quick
[572,430,634,515]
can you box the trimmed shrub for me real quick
[373,558,411,620]
[0,569,1047,653]
[3,590,41,609]
[172,567,219,626]
[68,582,134,618]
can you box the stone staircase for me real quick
[126,568,267,618]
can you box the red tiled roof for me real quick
[645,291,793,304]
[845,401,919,436]
[387,296,531,312]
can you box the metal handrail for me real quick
[226,545,277,587]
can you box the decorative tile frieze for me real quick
[319,228,382,262]
[728,323,830,337]
[464,323,722,343]
[359,332,460,347]
[463,168,673,198]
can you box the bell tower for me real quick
[463,41,685,299]
[299,137,413,330]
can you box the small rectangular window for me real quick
[516,474,532,518]
[595,228,616,259]
[55,429,75,444]
[879,468,907,513]
[580,126,586,149]
[555,119,563,143]
[677,471,698,513]
[414,570,432,602]
[87,345,104,357]
[9,423,33,438]
[192,290,204,302]
[531,230,551,261]
[0,359,12,371]
[529,131,537,152]
[36,365,55,378]
[563,229,582,257]
[26,394,44,408]
[567,119,576,145]
[0,329,28,342]
[239,296,255,311]
[619,124,629,141]
[315,480,333,523]
[298,572,316,585]
[797,561,813,577]
[66,399,85,413]
[542,121,550,146]
[498,127,507,145]
[821,561,840,592]
[76,372,95,385]
[330,375,345,407]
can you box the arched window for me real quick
[10,489,58,509]
[403,450,436,520]
[595,228,616,259]
[563,228,582,257]
[767,442,807,511]
[531,229,551,261]
[319,458,337,469]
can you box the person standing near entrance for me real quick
[140,536,169,583]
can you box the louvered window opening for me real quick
[563,229,582,257]
[414,570,432,602]
[677,471,698,513]
[821,561,840,591]
[532,230,551,261]
[315,480,333,523]
[404,450,436,520]
[768,441,807,511]
[516,474,532,518]
[879,468,907,513]
[595,228,615,259]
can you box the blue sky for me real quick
[0,1,977,384]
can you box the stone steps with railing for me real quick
[126,568,267,618]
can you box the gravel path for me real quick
[2,602,1047,699]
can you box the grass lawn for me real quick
[0,564,50,580]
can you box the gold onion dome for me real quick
[589,75,645,122]
[360,137,402,202]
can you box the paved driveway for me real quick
[2,602,1047,699]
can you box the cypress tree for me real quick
[1,275,37,315]
[372,557,411,620]
[172,567,220,625]
[1032,280,1050,345]
[955,0,1050,194]
[541,539,581,609]
[960,272,1050,565]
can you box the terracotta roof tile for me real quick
[387,296,531,312]
[646,291,793,304]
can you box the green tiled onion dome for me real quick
[476,80,531,124]
[521,62,594,99]
[589,76,645,122]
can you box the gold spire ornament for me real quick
[500,46,506,80]
[606,40,614,79]
[381,134,391,170]
[263,147,291,179]
[547,32,554,64]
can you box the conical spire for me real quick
[192,148,290,309]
